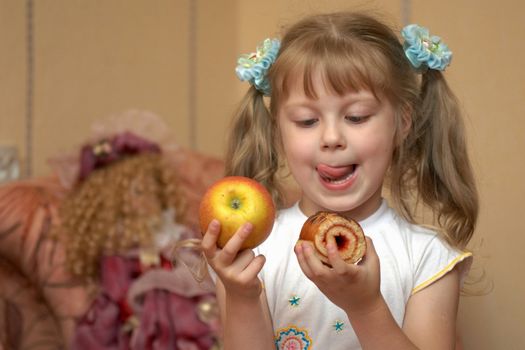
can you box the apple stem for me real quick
[231,198,241,210]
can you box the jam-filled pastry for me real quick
[299,211,366,266]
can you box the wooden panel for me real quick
[411,1,525,348]
[31,0,190,176]
[0,1,26,174]
[193,0,238,158]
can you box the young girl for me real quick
[202,11,478,349]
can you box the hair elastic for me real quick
[401,24,452,71]
[235,38,280,96]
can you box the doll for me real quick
[54,124,220,349]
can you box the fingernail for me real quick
[303,242,311,254]
[244,222,253,232]
[210,219,220,229]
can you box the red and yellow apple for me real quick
[199,176,276,249]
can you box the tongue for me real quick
[317,164,353,178]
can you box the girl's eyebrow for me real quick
[282,101,315,109]
[344,91,378,101]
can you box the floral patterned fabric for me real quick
[72,255,218,350]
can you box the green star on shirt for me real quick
[288,295,301,307]
[333,320,344,332]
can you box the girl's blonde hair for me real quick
[226,11,478,248]
[58,153,185,279]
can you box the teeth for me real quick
[321,171,353,184]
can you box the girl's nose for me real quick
[321,122,346,150]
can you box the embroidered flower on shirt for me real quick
[288,295,301,307]
[275,326,312,350]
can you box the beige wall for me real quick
[0,1,25,162]
[0,0,238,174]
[411,2,525,348]
[1,0,525,348]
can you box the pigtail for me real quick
[224,87,284,208]
[405,70,478,248]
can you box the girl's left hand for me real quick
[294,236,382,316]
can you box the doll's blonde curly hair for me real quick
[58,153,185,279]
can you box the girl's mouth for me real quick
[316,164,356,184]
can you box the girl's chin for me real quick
[300,197,359,217]
[302,190,383,219]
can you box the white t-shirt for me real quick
[254,200,472,350]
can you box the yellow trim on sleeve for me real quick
[411,251,473,295]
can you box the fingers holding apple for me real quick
[201,218,267,299]
[199,176,276,250]
[200,218,221,257]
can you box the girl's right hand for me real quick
[295,236,382,315]
[201,219,266,299]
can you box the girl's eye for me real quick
[345,115,369,124]
[296,119,318,127]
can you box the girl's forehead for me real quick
[277,66,382,104]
